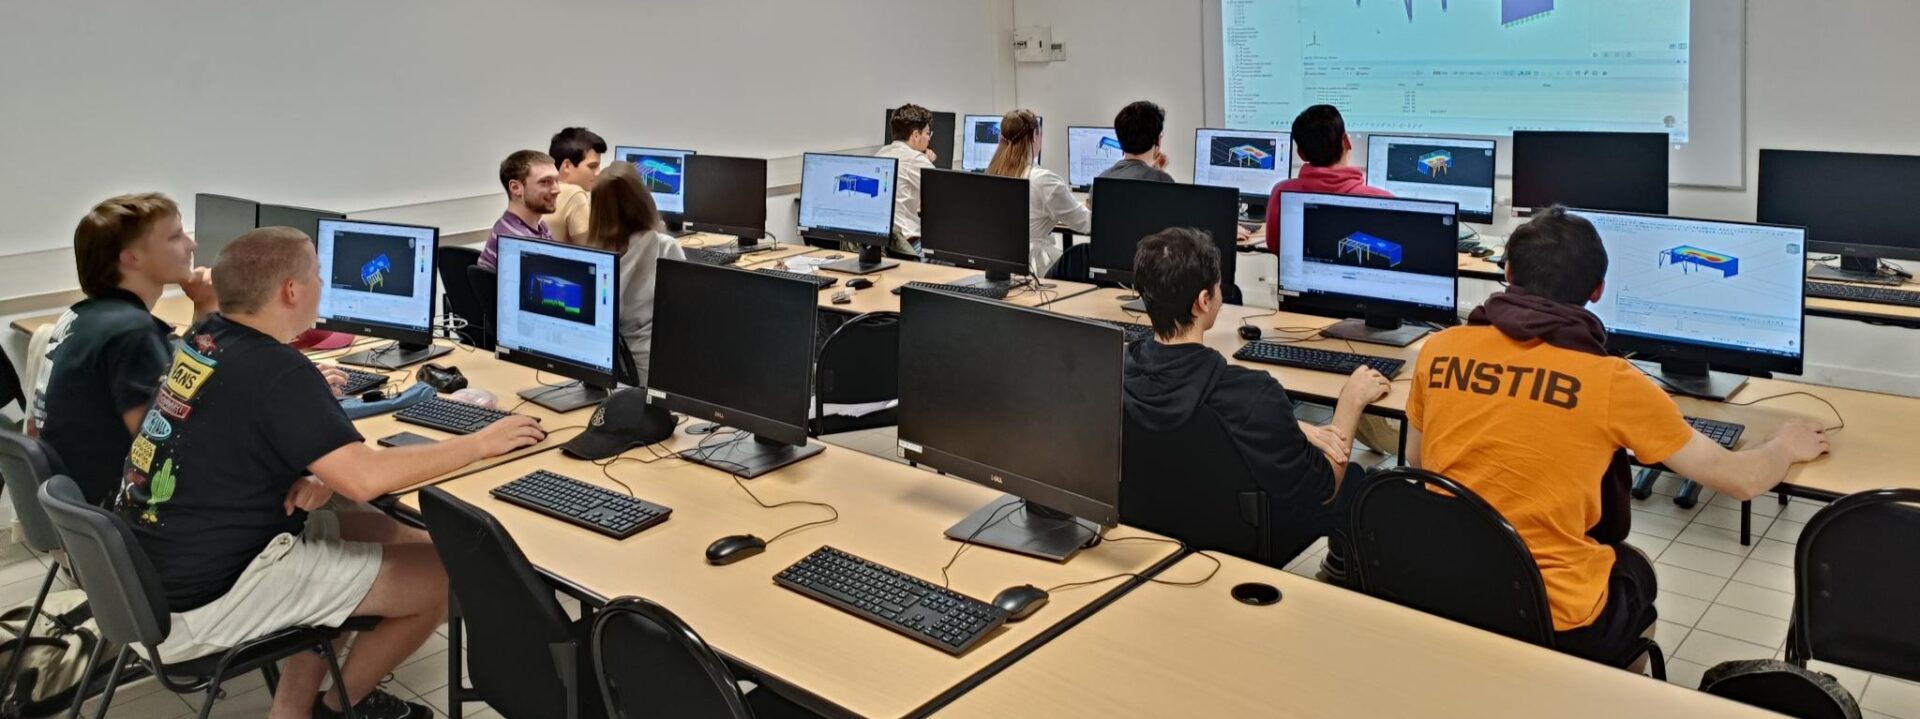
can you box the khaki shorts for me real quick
[155,510,383,663]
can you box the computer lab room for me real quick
[1,1,1917,718]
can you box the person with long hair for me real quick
[584,160,686,385]
[985,109,1089,274]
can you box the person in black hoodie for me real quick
[1124,227,1390,575]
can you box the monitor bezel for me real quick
[1756,148,1920,262]
[918,168,1031,277]
[797,152,898,249]
[1087,177,1241,287]
[612,145,697,221]
[313,217,441,346]
[1274,191,1462,327]
[491,234,620,389]
[681,154,768,240]
[1191,127,1296,200]
[645,259,816,447]
[1363,133,1499,225]
[1511,130,1671,215]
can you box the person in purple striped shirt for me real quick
[478,149,561,269]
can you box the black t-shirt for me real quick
[40,288,174,505]
[117,314,363,612]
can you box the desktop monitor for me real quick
[646,259,821,477]
[1758,149,1920,284]
[314,218,448,369]
[1512,131,1670,215]
[919,168,1029,289]
[1273,192,1460,347]
[257,204,346,243]
[1066,126,1124,191]
[960,113,1041,172]
[612,145,695,226]
[896,286,1122,561]
[1570,209,1808,400]
[493,235,620,412]
[1365,135,1498,225]
[1088,178,1240,305]
[798,152,900,275]
[1192,128,1292,214]
[193,194,259,264]
[882,108,956,171]
[682,154,769,249]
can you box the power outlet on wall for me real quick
[1048,42,1067,62]
[1014,25,1054,63]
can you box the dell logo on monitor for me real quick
[988,474,1005,484]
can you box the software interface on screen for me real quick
[315,219,435,332]
[1365,135,1497,220]
[961,114,1041,172]
[614,146,693,215]
[1193,128,1292,197]
[1067,127,1124,188]
[1275,193,1456,310]
[799,154,898,238]
[1572,210,1805,359]
[494,236,617,375]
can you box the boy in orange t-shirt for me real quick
[1404,207,1829,670]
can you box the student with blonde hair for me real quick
[985,109,1089,274]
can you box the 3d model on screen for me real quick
[836,173,882,198]
[1229,144,1273,169]
[638,157,683,194]
[1338,232,1404,267]
[360,253,391,291]
[1099,136,1123,152]
[1659,245,1740,278]
[1417,149,1453,177]
[533,275,585,315]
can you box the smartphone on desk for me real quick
[377,431,438,448]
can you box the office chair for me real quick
[811,312,899,437]
[36,476,364,719]
[589,596,754,719]
[1350,467,1665,679]
[1699,659,1861,719]
[418,487,599,719]
[1043,243,1095,285]
[1120,409,1282,567]
[0,430,73,714]
[437,246,490,350]
[1787,488,1920,684]
[463,264,499,351]
[1,345,25,420]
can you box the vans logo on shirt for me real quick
[164,347,218,400]
[1425,355,1582,410]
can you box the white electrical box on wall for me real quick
[1014,25,1052,63]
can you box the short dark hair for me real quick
[1134,228,1222,339]
[1291,104,1348,167]
[1506,206,1609,304]
[73,193,179,298]
[548,127,606,170]
[1113,101,1165,155]
[499,150,555,193]
[889,104,933,142]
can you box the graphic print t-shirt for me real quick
[117,314,363,612]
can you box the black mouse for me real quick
[1238,325,1261,341]
[705,534,766,565]
[992,584,1050,621]
[1469,246,1495,258]
[848,278,874,290]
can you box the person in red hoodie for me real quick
[1264,105,1393,253]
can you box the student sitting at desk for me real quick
[1262,104,1391,254]
[1404,207,1829,671]
[985,109,1089,275]
[478,149,561,270]
[582,160,686,386]
[1125,227,1390,575]
[118,228,548,719]
[1097,100,1175,184]
[544,126,607,246]
[875,103,939,257]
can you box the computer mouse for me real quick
[1469,246,1496,259]
[1238,324,1261,341]
[705,534,766,565]
[848,278,874,290]
[992,584,1050,621]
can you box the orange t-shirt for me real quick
[1406,326,1693,631]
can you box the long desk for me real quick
[749,249,1100,315]
[936,554,1778,718]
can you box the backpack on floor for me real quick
[0,590,115,719]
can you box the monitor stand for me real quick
[1321,315,1431,348]
[1117,291,1146,313]
[337,341,450,370]
[819,245,899,275]
[951,269,1017,292]
[1631,358,1749,401]
[945,496,1100,562]
[665,217,696,239]
[516,380,610,413]
[1808,254,1904,286]
[685,433,824,479]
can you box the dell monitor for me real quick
[1512,131,1670,215]
[798,152,900,275]
[1571,209,1808,400]
[1192,128,1292,217]
[1273,192,1460,347]
[257,203,346,243]
[1758,149,1920,284]
[897,286,1121,560]
[612,145,695,234]
[882,108,956,171]
[1088,177,1241,309]
[919,168,1030,290]
[193,194,259,264]
[646,259,821,477]
[1067,126,1124,191]
[960,113,1041,172]
[682,154,770,251]
[493,235,620,412]
[1365,135,1498,226]
[314,218,448,369]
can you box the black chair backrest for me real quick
[0,429,68,553]
[1791,488,1920,683]
[816,311,899,405]
[591,596,752,719]
[438,246,486,346]
[1701,659,1861,719]
[465,265,499,350]
[1120,408,1277,566]
[37,476,171,647]
[1350,466,1556,646]
[0,344,23,415]
[420,487,586,718]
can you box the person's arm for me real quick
[1405,425,1425,468]
[565,194,591,243]
[180,267,218,322]
[1043,174,1092,233]
[1326,366,1390,466]
[105,328,172,435]
[1660,420,1828,502]
[307,415,546,502]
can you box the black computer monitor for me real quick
[1067,126,1123,192]
[920,168,1029,289]
[682,155,769,250]
[1273,192,1460,346]
[647,259,821,477]
[1088,178,1240,306]
[257,203,346,244]
[314,218,450,369]
[1758,149,1920,284]
[1365,135,1498,225]
[1192,128,1292,218]
[799,152,900,275]
[897,286,1122,561]
[492,235,621,412]
[960,113,1041,172]
[612,145,695,232]
[193,194,259,264]
[882,108,956,171]
[1572,209,1808,400]
[1512,131,1670,215]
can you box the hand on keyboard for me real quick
[1341,366,1392,406]
[474,415,547,457]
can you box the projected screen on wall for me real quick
[1220,0,1690,141]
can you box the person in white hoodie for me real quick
[985,109,1089,274]
[874,103,939,257]
[582,160,686,386]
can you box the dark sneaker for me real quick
[312,688,432,719]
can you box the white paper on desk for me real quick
[808,399,898,419]
[779,255,834,272]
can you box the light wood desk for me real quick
[678,233,820,266]
[937,554,1779,719]
[394,432,1180,718]
[750,250,1099,315]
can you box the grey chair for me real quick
[0,429,71,713]
[37,476,364,719]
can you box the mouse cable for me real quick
[938,498,1024,590]
[1629,362,1845,434]
[1040,537,1224,594]
[686,430,840,545]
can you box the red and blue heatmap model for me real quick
[1659,245,1740,278]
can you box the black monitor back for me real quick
[1089,178,1239,286]
[1758,149,1920,261]
[683,155,768,240]
[883,108,956,171]
[648,259,814,446]
[920,169,1029,276]
[258,203,346,243]
[1511,131,1670,215]
[193,193,259,263]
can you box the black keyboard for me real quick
[490,469,671,539]
[775,546,1008,656]
[889,281,1009,300]
[683,247,740,266]
[395,397,519,435]
[754,268,837,289]
[1232,341,1405,377]
[1099,319,1154,343]
[1805,281,1920,308]
[336,367,388,395]
[1458,240,1484,253]
[1686,416,1745,449]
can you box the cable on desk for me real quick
[1724,391,1847,434]
[682,430,840,545]
[1040,537,1223,594]
[938,499,1026,589]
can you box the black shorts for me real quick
[1553,544,1659,666]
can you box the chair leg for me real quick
[66,637,107,719]
[0,561,61,710]
[89,648,130,719]
[260,661,281,696]
[318,639,356,719]
[447,593,465,719]
[1640,639,1668,681]
[1740,500,1752,546]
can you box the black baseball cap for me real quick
[561,387,677,460]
